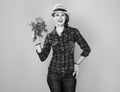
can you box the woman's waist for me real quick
[48,69,74,76]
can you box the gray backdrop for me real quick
[0,0,120,92]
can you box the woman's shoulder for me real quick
[68,26,80,33]
[46,29,56,38]
[68,26,77,30]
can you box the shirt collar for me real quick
[52,26,69,36]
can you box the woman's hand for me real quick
[32,34,40,44]
[73,56,85,78]
[73,64,79,78]
[32,34,43,53]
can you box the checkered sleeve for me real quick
[36,34,51,61]
[74,28,91,57]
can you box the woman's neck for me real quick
[56,25,64,36]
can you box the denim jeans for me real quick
[47,71,77,92]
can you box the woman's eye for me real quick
[61,14,65,17]
[56,14,59,17]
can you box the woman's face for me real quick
[53,12,66,26]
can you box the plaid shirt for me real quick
[36,26,91,74]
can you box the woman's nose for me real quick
[58,16,62,19]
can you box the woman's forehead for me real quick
[54,11,66,15]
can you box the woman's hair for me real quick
[52,13,69,27]
[64,13,69,27]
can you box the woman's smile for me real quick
[57,19,63,23]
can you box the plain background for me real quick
[0,0,120,92]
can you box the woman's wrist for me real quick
[75,56,85,65]
[36,43,42,53]
[74,62,80,65]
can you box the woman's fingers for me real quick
[76,70,79,78]
[73,64,79,78]
[73,71,76,76]
[73,70,79,78]
[32,34,34,39]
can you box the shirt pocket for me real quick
[65,41,75,52]
[50,39,61,51]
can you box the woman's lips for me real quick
[58,20,63,22]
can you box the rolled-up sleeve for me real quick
[36,34,51,61]
[74,28,91,57]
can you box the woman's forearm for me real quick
[75,56,86,65]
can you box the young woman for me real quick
[34,4,91,92]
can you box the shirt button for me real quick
[62,62,65,66]
[60,38,62,41]
[62,67,64,70]
[62,71,65,74]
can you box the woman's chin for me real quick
[57,23,64,26]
